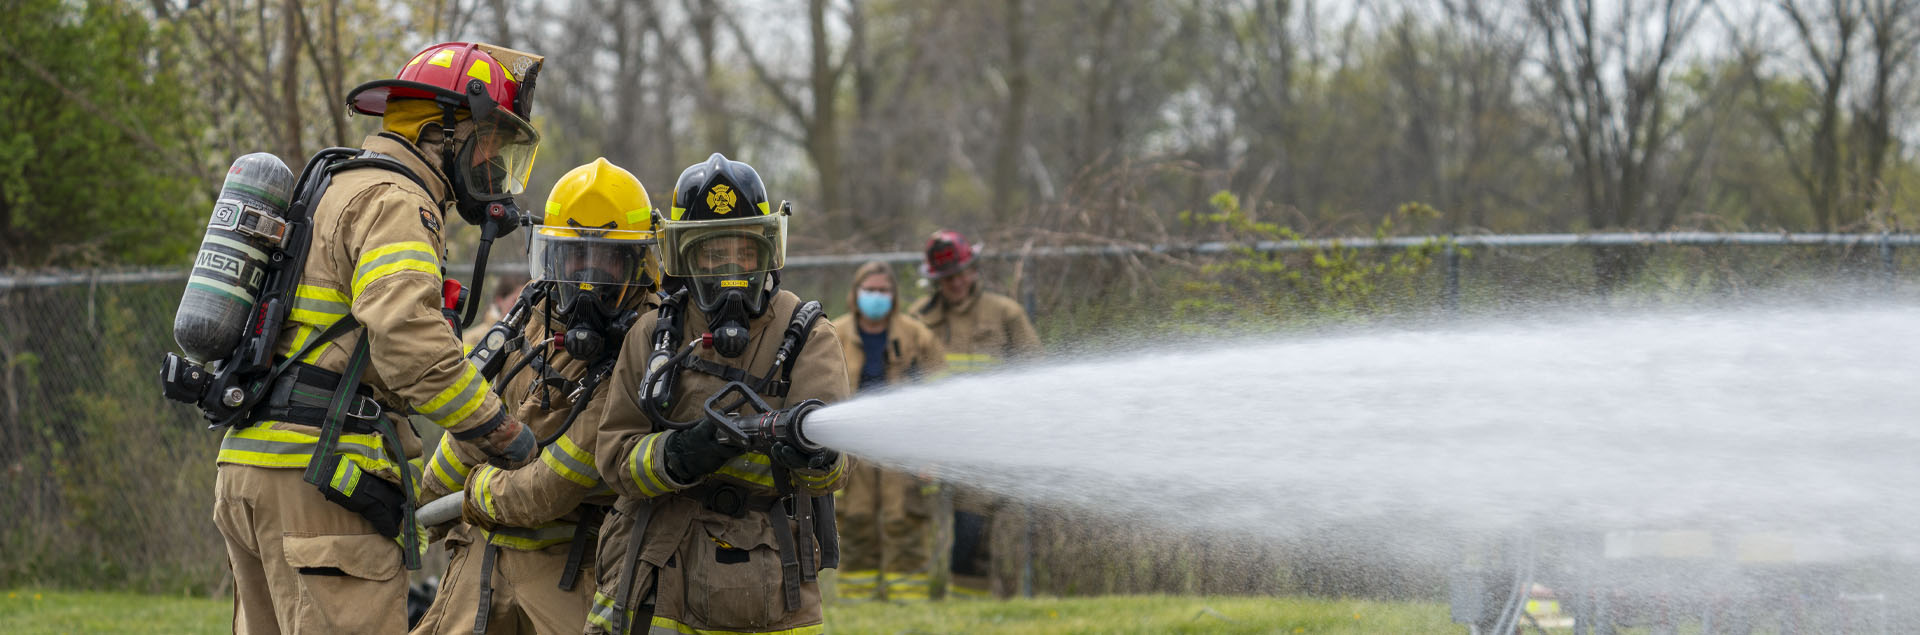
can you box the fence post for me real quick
[1882,232,1897,287]
[1444,240,1461,315]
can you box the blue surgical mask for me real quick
[856,290,893,320]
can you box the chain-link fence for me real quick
[2,234,1915,597]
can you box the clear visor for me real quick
[528,227,655,293]
[460,108,541,199]
[658,215,788,278]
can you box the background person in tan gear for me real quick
[210,41,543,634]
[910,229,1042,597]
[410,158,659,634]
[586,153,850,635]
[829,260,950,602]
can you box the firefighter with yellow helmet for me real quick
[410,158,660,634]
[584,153,851,634]
[209,41,543,633]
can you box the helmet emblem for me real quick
[707,184,737,215]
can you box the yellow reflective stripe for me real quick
[429,433,472,492]
[216,425,395,474]
[630,432,673,497]
[945,352,998,374]
[794,454,844,488]
[418,363,488,428]
[289,284,350,324]
[472,465,499,520]
[540,433,600,488]
[587,591,632,633]
[330,457,361,496]
[714,452,773,489]
[483,521,575,550]
[649,616,822,635]
[351,241,438,298]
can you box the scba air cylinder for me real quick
[172,153,296,363]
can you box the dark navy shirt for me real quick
[858,328,888,390]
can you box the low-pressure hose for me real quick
[538,359,614,446]
[493,335,557,396]
[640,339,705,430]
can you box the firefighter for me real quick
[910,229,1042,597]
[410,158,658,634]
[828,260,950,601]
[210,42,544,633]
[585,153,851,634]
[911,230,1042,371]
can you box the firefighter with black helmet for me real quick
[583,153,851,634]
[210,42,543,633]
[411,158,659,634]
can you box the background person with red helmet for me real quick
[909,229,1042,597]
[211,42,543,634]
[911,230,1041,373]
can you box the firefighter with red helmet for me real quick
[912,230,1040,373]
[210,42,543,633]
[910,229,1041,596]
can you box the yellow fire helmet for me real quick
[529,158,659,314]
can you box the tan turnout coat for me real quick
[214,132,507,634]
[910,282,1041,373]
[414,297,650,634]
[587,289,852,634]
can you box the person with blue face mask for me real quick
[828,260,951,601]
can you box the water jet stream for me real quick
[805,301,1920,553]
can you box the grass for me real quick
[827,595,1454,634]
[0,588,1455,634]
[0,589,228,634]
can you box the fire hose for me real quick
[411,383,829,528]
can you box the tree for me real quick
[0,0,208,267]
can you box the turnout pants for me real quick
[213,463,407,634]
[836,463,947,601]
[410,528,595,635]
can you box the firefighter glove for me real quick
[457,410,538,469]
[317,454,406,538]
[771,441,839,472]
[664,418,747,483]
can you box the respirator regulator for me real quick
[529,224,653,362]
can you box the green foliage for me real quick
[0,0,207,267]
[1170,192,1458,330]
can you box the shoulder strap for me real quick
[327,150,434,197]
[775,300,826,391]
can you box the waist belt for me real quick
[683,481,784,518]
[257,362,383,433]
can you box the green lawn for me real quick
[0,588,1457,634]
[0,589,228,634]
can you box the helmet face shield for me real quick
[529,227,654,311]
[657,215,787,278]
[458,107,540,200]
